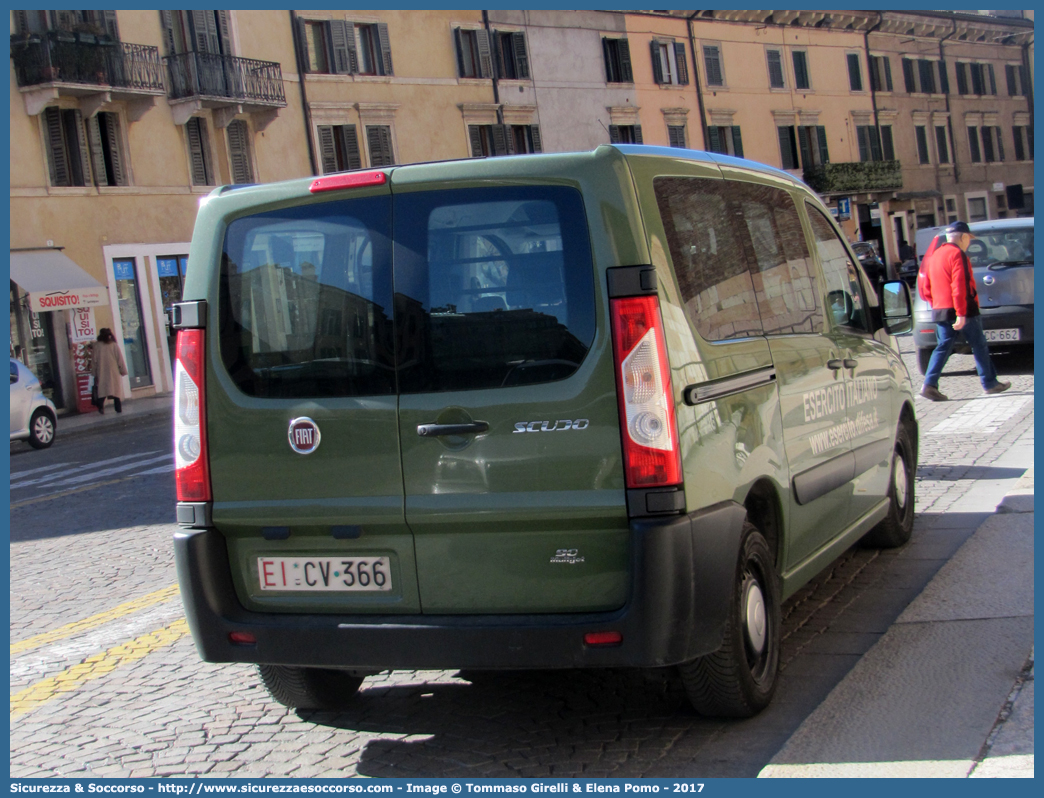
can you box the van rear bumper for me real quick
[174,501,747,670]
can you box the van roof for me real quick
[204,145,808,201]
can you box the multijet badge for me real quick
[288,417,321,454]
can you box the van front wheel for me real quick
[257,665,363,711]
[679,522,780,718]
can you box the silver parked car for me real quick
[912,218,1034,374]
[10,358,57,449]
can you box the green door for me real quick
[805,203,895,525]
[207,192,420,614]
[392,184,630,614]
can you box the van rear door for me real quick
[209,190,420,614]
[391,184,630,614]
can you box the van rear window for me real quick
[393,186,595,393]
[219,198,395,398]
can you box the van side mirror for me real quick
[880,280,912,335]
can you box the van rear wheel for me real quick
[679,521,780,718]
[257,665,363,710]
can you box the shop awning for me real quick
[10,249,107,312]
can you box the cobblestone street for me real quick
[9,338,1033,778]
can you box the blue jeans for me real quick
[923,314,999,391]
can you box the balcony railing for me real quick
[10,31,165,92]
[803,160,903,194]
[165,51,286,106]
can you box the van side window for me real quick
[737,186,823,335]
[393,186,595,393]
[654,177,764,341]
[805,204,870,332]
[219,198,395,398]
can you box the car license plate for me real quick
[984,328,1020,342]
[258,556,392,592]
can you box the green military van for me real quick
[173,145,917,717]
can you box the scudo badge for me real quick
[288,417,321,454]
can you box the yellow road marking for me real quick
[10,584,181,654]
[10,618,189,718]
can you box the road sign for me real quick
[837,198,851,220]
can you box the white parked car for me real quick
[10,358,57,449]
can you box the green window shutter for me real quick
[1018,65,1029,97]
[1006,64,1017,96]
[186,117,211,185]
[608,124,620,144]
[816,126,829,164]
[295,19,311,73]
[918,60,935,94]
[731,126,744,158]
[216,10,232,54]
[703,45,722,86]
[956,62,968,95]
[674,43,688,85]
[881,126,895,161]
[847,53,862,91]
[667,125,685,148]
[342,125,362,170]
[767,49,784,88]
[1013,127,1025,161]
[529,125,542,153]
[707,126,721,153]
[86,114,108,186]
[938,60,949,94]
[650,41,664,85]
[602,38,614,82]
[797,126,813,169]
[868,126,882,161]
[328,20,352,74]
[883,56,893,91]
[987,63,997,95]
[618,39,633,83]
[159,10,176,56]
[935,126,949,163]
[43,107,70,187]
[968,127,981,162]
[777,126,797,169]
[343,21,359,74]
[99,10,119,40]
[14,10,29,35]
[227,119,253,184]
[317,126,338,173]
[970,64,984,95]
[366,125,393,167]
[377,22,393,76]
[793,51,809,89]
[454,29,468,77]
[512,32,529,79]
[102,112,126,186]
[191,10,219,54]
[856,126,869,162]
[995,127,1005,161]
[468,125,484,157]
[491,124,509,156]
[68,109,90,186]
[633,125,643,144]
[902,58,916,93]
[916,126,930,164]
[476,29,494,79]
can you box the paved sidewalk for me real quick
[55,393,173,437]
[760,467,1034,778]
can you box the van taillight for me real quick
[174,329,211,502]
[610,296,682,488]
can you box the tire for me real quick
[916,347,933,376]
[861,424,916,549]
[678,521,780,718]
[27,409,55,449]
[257,665,364,710]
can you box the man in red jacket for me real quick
[920,221,1011,401]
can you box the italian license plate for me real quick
[258,556,392,592]
[984,328,1020,342]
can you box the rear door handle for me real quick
[843,359,858,369]
[417,422,489,437]
[827,359,843,370]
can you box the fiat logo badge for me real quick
[288,417,321,455]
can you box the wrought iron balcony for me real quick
[803,160,903,194]
[10,31,165,93]
[165,51,286,107]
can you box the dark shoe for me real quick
[920,384,948,402]
[97,403,104,414]
[114,397,122,413]
[985,381,1011,395]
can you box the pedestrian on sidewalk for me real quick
[92,328,127,414]
[918,221,1011,401]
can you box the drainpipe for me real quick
[686,11,709,149]
[482,10,502,126]
[940,17,959,187]
[864,12,883,133]
[1020,40,1034,121]
[289,10,317,175]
